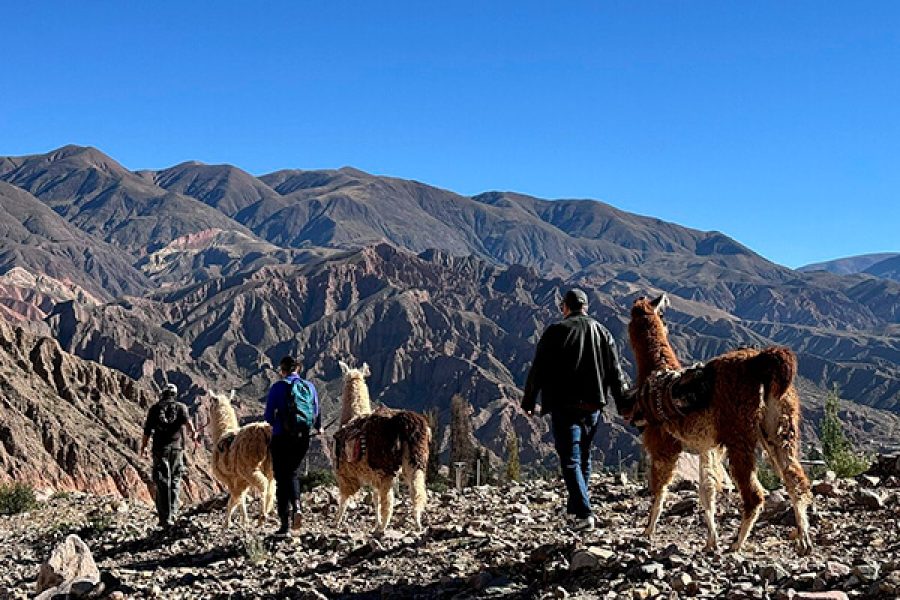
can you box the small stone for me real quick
[631,583,659,600]
[856,475,880,488]
[851,563,880,582]
[760,564,790,584]
[812,481,836,496]
[629,562,664,580]
[671,572,693,591]
[570,547,615,571]
[667,498,697,516]
[821,561,851,580]
[854,489,884,509]
[794,593,849,600]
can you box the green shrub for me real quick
[0,483,39,515]
[79,513,114,539]
[298,469,336,493]
[757,459,783,491]
[241,532,268,565]
[426,477,449,493]
[819,386,871,478]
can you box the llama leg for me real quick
[372,487,382,529]
[404,464,427,532]
[643,428,682,538]
[763,438,813,555]
[225,483,248,527]
[728,447,765,553]
[335,475,359,527]
[239,489,249,524]
[699,448,720,551]
[265,476,276,518]
[375,478,395,534]
[248,471,272,525]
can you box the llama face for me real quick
[339,360,371,381]
[631,295,670,338]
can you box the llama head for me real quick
[630,294,671,336]
[628,293,680,382]
[203,390,240,437]
[339,359,371,381]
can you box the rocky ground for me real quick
[2,467,899,600]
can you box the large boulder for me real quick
[35,534,100,599]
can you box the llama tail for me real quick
[393,412,431,472]
[748,346,797,401]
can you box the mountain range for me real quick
[1,145,898,497]
[799,252,900,281]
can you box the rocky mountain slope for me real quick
[0,318,214,501]
[0,181,150,303]
[0,146,258,256]
[2,466,899,599]
[42,244,900,468]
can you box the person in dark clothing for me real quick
[522,288,631,532]
[140,383,199,527]
[264,356,322,536]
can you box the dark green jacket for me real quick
[522,314,630,415]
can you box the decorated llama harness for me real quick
[635,362,715,426]
[332,405,398,470]
[216,432,236,454]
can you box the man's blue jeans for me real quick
[551,410,600,519]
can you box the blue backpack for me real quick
[281,377,316,434]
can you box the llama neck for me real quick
[209,401,239,442]
[630,322,681,385]
[340,379,372,425]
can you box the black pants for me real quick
[271,430,310,527]
[152,447,185,526]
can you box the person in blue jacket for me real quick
[264,355,321,536]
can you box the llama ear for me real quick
[339,361,350,375]
[650,293,670,314]
[361,362,371,377]
[229,389,235,401]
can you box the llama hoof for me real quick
[729,541,745,554]
[795,534,813,556]
[702,539,718,553]
[642,526,656,538]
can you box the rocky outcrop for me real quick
[0,319,214,500]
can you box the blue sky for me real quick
[1,2,897,268]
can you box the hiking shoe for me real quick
[573,516,595,532]
[273,525,291,537]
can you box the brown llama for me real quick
[625,294,813,554]
[332,360,431,534]
[200,391,275,526]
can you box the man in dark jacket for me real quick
[140,383,199,528]
[522,289,630,531]
[264,356,321,536]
